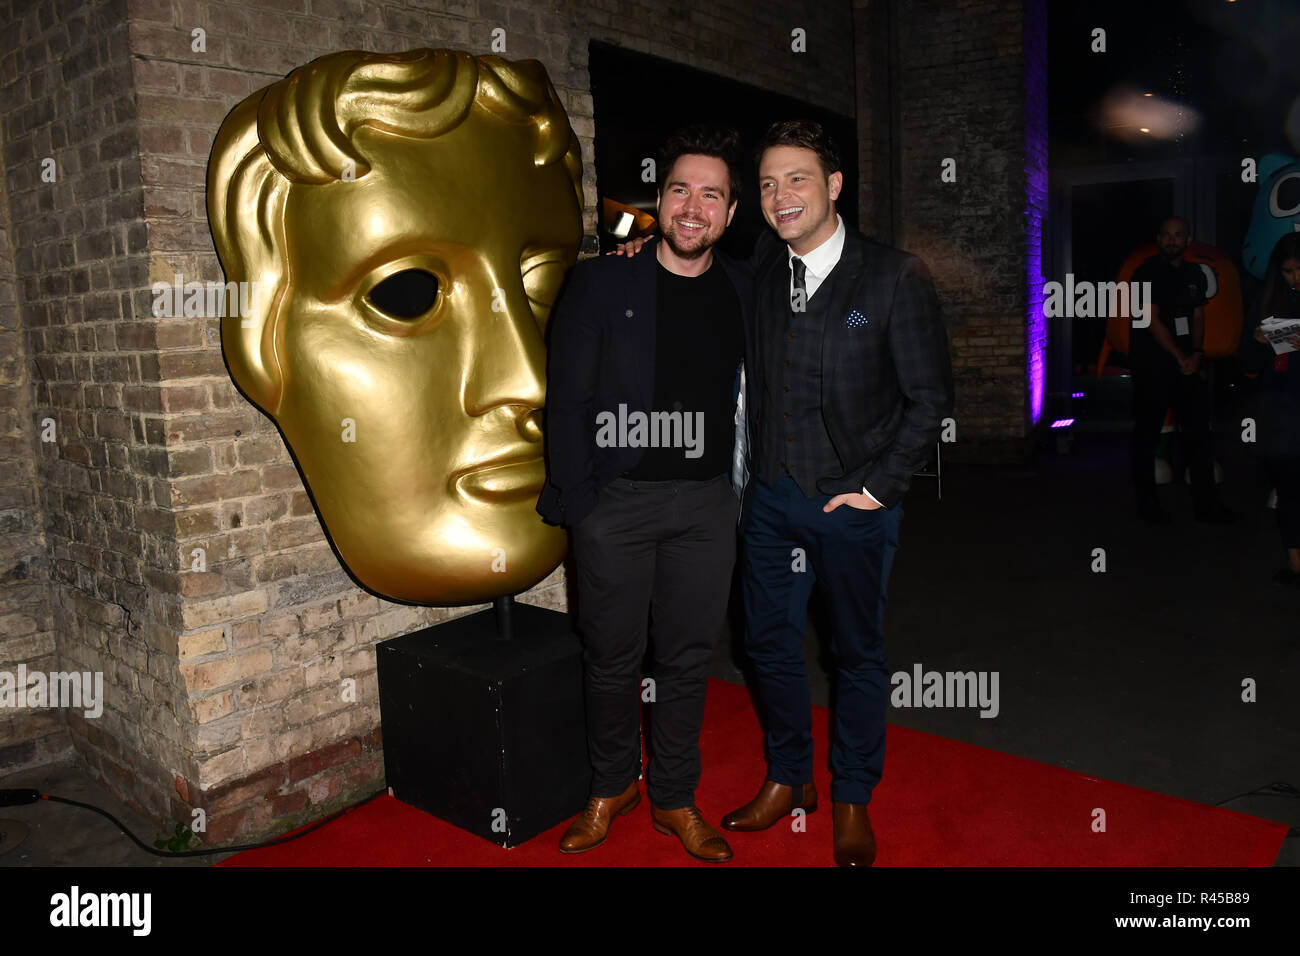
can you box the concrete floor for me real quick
[0,761,231,866]
[2,429,1296,866]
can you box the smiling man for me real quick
[538,125,753,862]
[720,120,953,866]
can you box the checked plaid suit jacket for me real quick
[747,226,954,509]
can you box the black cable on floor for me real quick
[1213,781,1300,837]
[0,787,387,858]
[1213,781,1299,805]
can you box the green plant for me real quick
[154,822,196,852]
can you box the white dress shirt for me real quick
[786,214,846,302]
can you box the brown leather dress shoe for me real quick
[832,801,876,867]
[558,782,640,853]
[650,804,733,862]
[721,780,818,831]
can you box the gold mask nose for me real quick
[519,408,544,443]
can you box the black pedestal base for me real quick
[376,602,589,848]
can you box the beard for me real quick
[661,220,716,260]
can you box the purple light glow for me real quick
[1025,0,1048,426]
[1050,418,1075,429]
[1071,391,1085,399]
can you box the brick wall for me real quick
[133,0,858,845]
[2,0,860,845]
[1023,0,1048,428]
[853,0,896,243]
[4,0,1035,844]
[0,107,65,772]
[886,0,1037,461]
[0,0,192,816]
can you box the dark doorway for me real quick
[1070,177,1177,373]
[587,41,858,258]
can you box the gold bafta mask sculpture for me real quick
[207,50,583,604]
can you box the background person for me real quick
[1239,233,1300,586]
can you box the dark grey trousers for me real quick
[570,474,738,809]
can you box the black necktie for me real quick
[791,257,806,313]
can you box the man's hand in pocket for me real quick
[824,492,882,512]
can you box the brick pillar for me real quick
[859,0,1043,463]
[1023,0,1049,430]
[0,120,64,773]
[0,0,195,822]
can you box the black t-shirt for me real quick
[622,259,743,480]
[1130,255,1208,364]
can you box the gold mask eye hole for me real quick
[367,268,440,320]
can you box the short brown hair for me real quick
[756,119,841,178]
[659,124,743,202]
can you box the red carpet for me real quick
[222,679,1287,866]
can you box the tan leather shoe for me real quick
[721,779,818,831]
[558,782,640,853]
[832,801,876,867]
[650,804,733,862]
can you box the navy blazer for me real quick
[537,237,756,527]
[748,226,953,507]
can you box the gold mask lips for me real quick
[207,49,583,605]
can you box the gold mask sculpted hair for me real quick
[207,49,584,416]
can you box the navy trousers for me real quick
[741,474,902,805]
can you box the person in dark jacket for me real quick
[538,125,754,861]
[720,121,953,867]
[1239,232,1300,585]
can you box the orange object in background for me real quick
[1105,241,1244,358]
[601,197,658,240]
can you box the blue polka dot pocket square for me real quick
[846,309,869,329]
